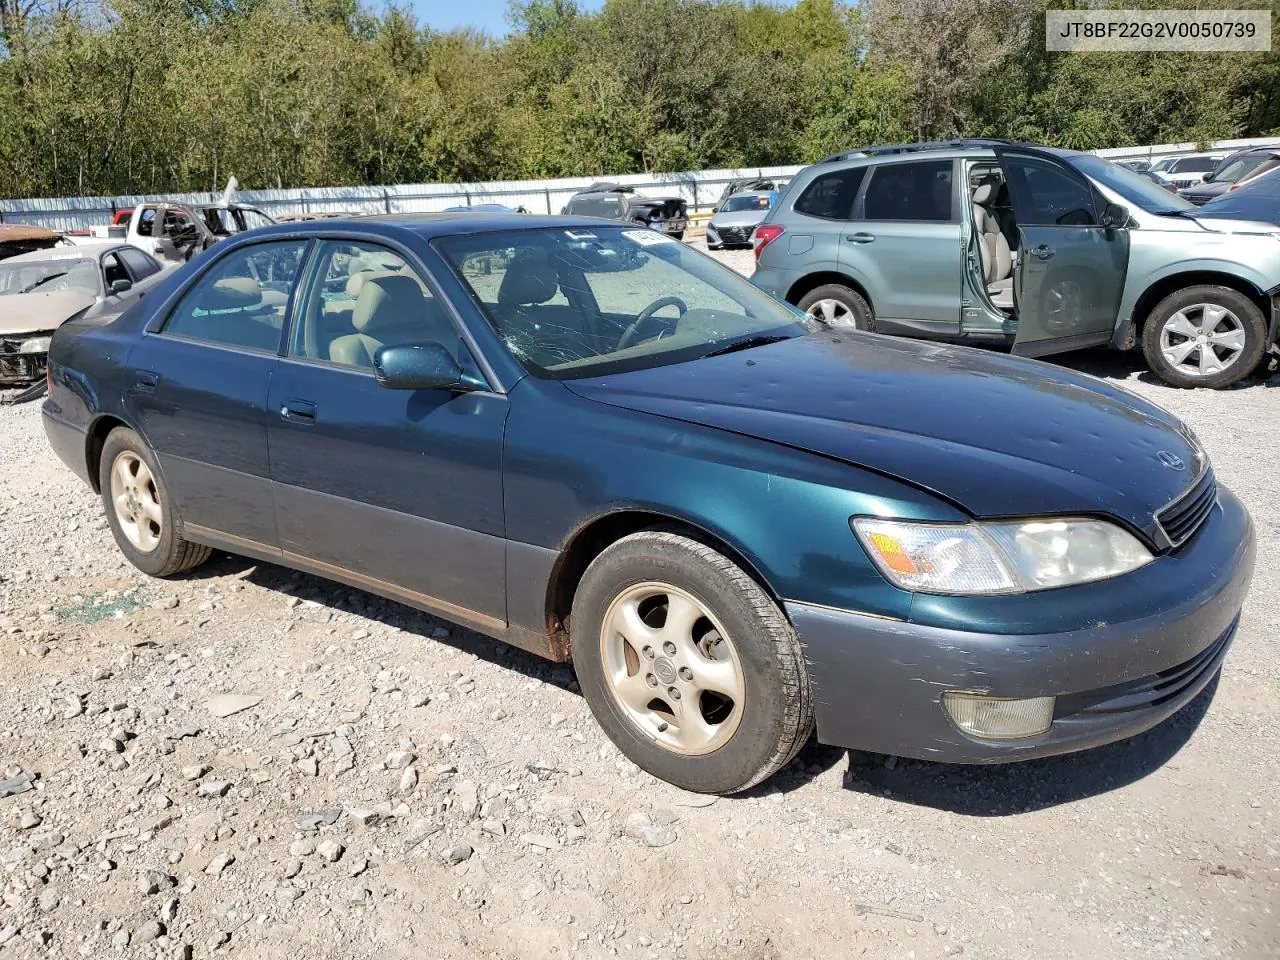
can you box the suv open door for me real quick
[996,146,1131,358]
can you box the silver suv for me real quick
[750,139,1280,388]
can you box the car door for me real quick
[846,158,963,333]
[98,250,143,314]
[997,147,1131,357]
[125,238,310,549]
[266,237,508,629]
[781,165,867,301]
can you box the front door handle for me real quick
[845,232,875,243]
[1030,244,1055,261]
[135,371,159,393]
[280,399,317,423]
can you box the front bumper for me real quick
[787,486,1255,763]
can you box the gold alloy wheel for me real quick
[109,451,162,553]
[599,581,746,756]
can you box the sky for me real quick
[411,0,606,35]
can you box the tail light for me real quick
[751,224,784,263]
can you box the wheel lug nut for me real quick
[668,687,681,700]
[678,666,693,681]
[662,642,677,655]
[642,645,655,659]
[645,674,658,687]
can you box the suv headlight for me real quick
[852,517,1153,595]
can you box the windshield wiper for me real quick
[20,272,68,293]
[700,334,791,359]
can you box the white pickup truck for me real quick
[113,201,276,263]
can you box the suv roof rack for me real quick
[817,138,1021,164]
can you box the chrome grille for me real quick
[1156,469,1217,548]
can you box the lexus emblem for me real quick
[1157,451,1186,471]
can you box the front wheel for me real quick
[572,531,813,794]
[1141,285,1267,388]
[99,427,211,577]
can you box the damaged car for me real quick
[1,242,170,387]
[562,183,688,239]
[125,202,276,263]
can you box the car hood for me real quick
[0,290,97,336]
[711,211,768,228]
[566,333,1201,538]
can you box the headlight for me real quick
[18,336,52,354]
[852,517,1153,595]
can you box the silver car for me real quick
[1,242,171,385]
[751,140,1280,389]
[706,190,774,249]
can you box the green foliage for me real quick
[0,0,1277,198]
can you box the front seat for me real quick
[496,248,560,328]
[329,275,446,368]
[972,180,1014,310]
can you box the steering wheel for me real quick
[617,296,688,350]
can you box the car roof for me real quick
[246,212,620,242]
[725,190,773,199]
[0,242,125,264]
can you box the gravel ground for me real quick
[0,245,1275,960]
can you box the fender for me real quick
[1118,257,1273,327]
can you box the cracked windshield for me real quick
[438,226,812,378]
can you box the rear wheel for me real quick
[797,283,874,332]
[99,427,211,577]
[1141,285,1266,388]
[572,531,812,794]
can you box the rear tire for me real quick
[1141,285,1266,388]
[99,427,211,578]
[572,531,812,794]
[796,283,874,332]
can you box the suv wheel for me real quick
[572,531,813,794]
[797,284,874,332]
[1141,285,1266,388]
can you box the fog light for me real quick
[942,693,1055,740]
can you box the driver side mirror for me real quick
[110,278,133,294]
[373,341,484,392]
[1100,202,1130,230]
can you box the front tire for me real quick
[99,427,211,577]
[1141,285,1266,388]
[572,531,813,794]
[796,283,874,332]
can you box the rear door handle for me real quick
[1030,244,1055,261]
[280,399,317,423]
[135,371,159,393]
[845,232,875,243]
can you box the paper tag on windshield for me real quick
[622,229,676,246]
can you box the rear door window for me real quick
[118,247,161,280]
[861,160,955,222]
[161,240,308,352]
[793,168,866,220]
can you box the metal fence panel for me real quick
[8,136,1280,231]
[0,166,804,230]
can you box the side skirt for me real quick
[182,523,561,661]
